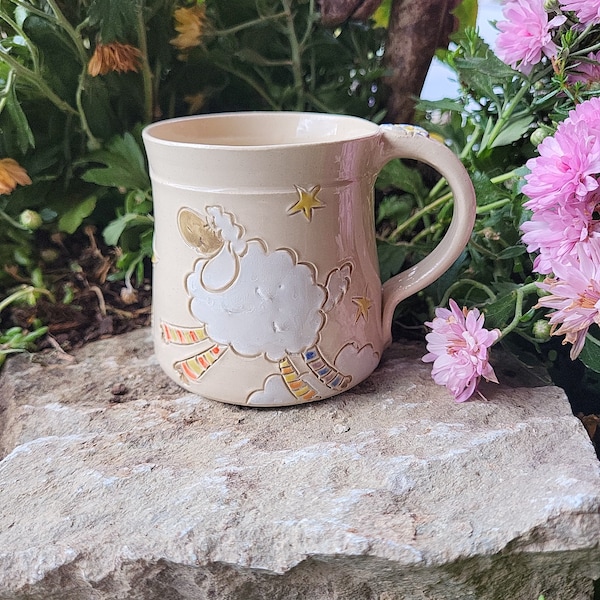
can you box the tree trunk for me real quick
[383,0,458,123]
[318,0,383,26]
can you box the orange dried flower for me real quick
[170,4,207,52]
[0,158,32,195]
[88,42,143,77]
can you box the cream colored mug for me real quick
[143,112,476,407]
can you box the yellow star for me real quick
[288,185,324,221]
[352,296,373,323]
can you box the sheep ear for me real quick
[177,207,223,256]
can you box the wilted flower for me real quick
[170,4,207,52]
[0,158,32,195]
[495,0,566,74]
[423,300,500,403]
[536,240,600,359]
[88,42,142,76]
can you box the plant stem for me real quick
[282,0,305,111]
[388,194,448,241]
[0,207,29,231]
[0,10,39,71]
[0,50,78,115]
[439,279,497,308]
[391,166,522,240]
[498,281,540,339]
[75,76,101,150]
[135,0,154,123]
[477,80,530,155]
[0,286,55,314]
[46,0,87,63]
[215,12,287,36]
[476,197,511,214]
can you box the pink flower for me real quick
[559,0,600,26]
[520,190,600,273]
[423,300,500,402]
[536,240,600,359]
[495,0,566,75]
[566,96,600,133]
[522,116,600,212]
[569,52,600,86]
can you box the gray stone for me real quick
[0,328,599,600]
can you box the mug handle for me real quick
[376,125,477,346]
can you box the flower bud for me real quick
[543,0,559,11]
[532,319,552,341]
[19,209,42,230]
[530,127,550,147]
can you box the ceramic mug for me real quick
[143,112,476,407]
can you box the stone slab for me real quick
[0,328,599,599]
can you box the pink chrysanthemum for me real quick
[520,190,600,273]
[495,0,566,75]
[566,96,600,132]
[423,300,500,403]
[569,52,600,85]
[522,116,600,212]
[559,0,600,26]
[536,240,600,359]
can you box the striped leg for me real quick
[175,344,227,382]
[303,346,352,391]
[160,321,209,345]
[278,357,320,402]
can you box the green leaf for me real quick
[377,240,407,282]
[453,0,478,32]
[580,334,600,374]
[416,98,465,113]
[496,245,526,259]
[103,213,153,247]
[376,159,426,196]
[482,288,519,330]
[471,171,510,206]
[80,133,150,191]
[58,195,97,234]
[5,84,35,153]
[376,194,412,225]
[488,116,534,149]
[88,0,139,42]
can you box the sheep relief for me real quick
[159,203,381,406]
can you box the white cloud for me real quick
[247,374,297,406]
[187,242,325,361]
[322,262,352,312]
[335,343,380,385]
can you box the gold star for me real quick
[288,185,324,221]
[352,296,373,323]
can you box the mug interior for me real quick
[143,111,380,147]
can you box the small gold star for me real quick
[352,296,373,323]
[288,185,324,221]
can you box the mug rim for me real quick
[142,111,381,150]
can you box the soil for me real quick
[4,227,151,354]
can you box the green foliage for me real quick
[581,332,600,374]
[375,20,600,403]
[0,285,51,367]
[0,0,390,361]
[0,0,387,288]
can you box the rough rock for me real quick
[0,328,599,600]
